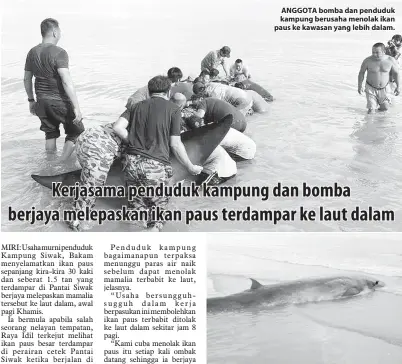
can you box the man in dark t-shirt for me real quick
[192,97,247,133]
[24,18,84,162]
[171,93,237,186]
[184,96,256,161]
[113,75,202,232]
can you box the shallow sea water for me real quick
[2,0,402,231]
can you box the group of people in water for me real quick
[24,19,273,232]
[358,34,400,113]
[24,19,401,232]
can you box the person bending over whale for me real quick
[208,69,230,85]
[113,76,203,232]
[358,42,400,114]
[233,80,274,103]
[189,94,256,161]
[190,94,247,132]
[67,85,200,232]
[126,67,184,109]
[230,59,251,82]
[193,81,253,116]
[234,83,269,113]
[196,72,211,86]
[170,68,194,100]
[201,46,231,79]
[199,69,229,85]
[171,93,237,185]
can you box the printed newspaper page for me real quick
[1,233,206,363]
[1,0,402,363]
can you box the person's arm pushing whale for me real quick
[112,116,129,143]
[112,116,202,175]
[169,136,202,175]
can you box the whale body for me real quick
[207,276,384,313]
[31,114,233,195]
[240,80,273,102]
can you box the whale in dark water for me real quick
[207,276,384,313]
[31,114,233,196]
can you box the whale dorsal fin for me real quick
[250,278,263,290]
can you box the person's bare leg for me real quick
[55,140,75,163]
[365,91,377,115]
[378,100,390,112]
[45,138,57,153]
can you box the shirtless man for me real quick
[230,59,251,82]
[358,43,400,113]
[206,69,228,84]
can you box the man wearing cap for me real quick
[201,46,231,78]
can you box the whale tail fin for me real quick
[172,114,233,182]
[31,115,232,193]
[250,278,263,290]
[31,169,82,189]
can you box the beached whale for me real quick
[240,79,273,102]
[31,114,233,196]
[207,276,384,313]
[246,90,270,113]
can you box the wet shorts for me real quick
[365,82,392,110]
[35,99,85,142]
